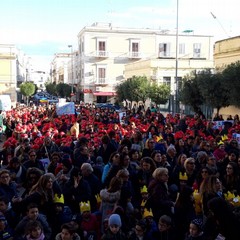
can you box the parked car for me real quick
[95,103,120,110]
[31,92,59,103]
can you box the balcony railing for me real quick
[95,78,108,85]
[128,52,141,58]
[94,51,109,58]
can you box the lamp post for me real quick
[68,45,74,95]
[174,0,179,115]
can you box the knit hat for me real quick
[0,215,6,221]
[108,214,122,227]
[191,218,203,231]
[0,215,7,225]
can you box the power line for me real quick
[210,12,231,38]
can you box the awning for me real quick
[93,92,117,96]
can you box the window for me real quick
[129,40,140,57]
[98,41,106,56]
[179,43,185,55]
[163,76,171,86]
[132,42,139,52]
[96,38,107,57]
[159,43,171,57]
[79,38,84,53]
[193,43,201,58]
[97,67,106,84]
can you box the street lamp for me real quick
[174,0,179,115]
[68,45,74,95]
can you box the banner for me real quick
[0,95,11,111]
[119,111,126,123]
[212,120,234,129]
[40,158,50,173]
[56,102,75,115]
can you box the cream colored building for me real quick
[214,36,240,69]
[31,70,50,91]
[51,53,71,84]
[0,44,31,106]
[77,22,214,103]
[214,36,240,118]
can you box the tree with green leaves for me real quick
[116,76,171,107]
[115,81,129,105]
[149,83,171,105]
[45,82,57,96]
[221,61,240,107]
[133,76,150,104]
[20,82,36,105]
[116,76,150,106]
[179,71,204,113]
[56,83,72,98]
[197,69,230,115]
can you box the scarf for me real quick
[26,232,45,240]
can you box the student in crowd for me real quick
[101,214,125,240]
[184,218,205,240]
[55,222,81,240]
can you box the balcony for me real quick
[128,52,141,59]
[158,52,174,59]
[94,51,109,58]
[95,78,108,85]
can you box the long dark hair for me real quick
[108,176,122,193]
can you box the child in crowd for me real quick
[22,220,45,240]
[101,214,125,240]
[0,215,13,240]
[55,222,81,240]
[14,203,52,240]
[185,218,204,240]
[150,215,176,240]
[50,194,73,237]
[78,201,100,240]
[142,208,157,238]
[128,219,148,240]
[0,196,19,229]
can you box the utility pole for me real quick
[174,0,179,115]
[68,45,74,96]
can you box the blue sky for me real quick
[1,0,239,70]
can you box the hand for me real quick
[60,174,67,181]
[74,176,79,188]
[12,196,22,203]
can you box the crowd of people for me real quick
[0,103,240,240]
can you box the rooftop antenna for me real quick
[210,12,231,38]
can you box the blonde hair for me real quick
[184,157,195,169]
[152,167,168,180]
